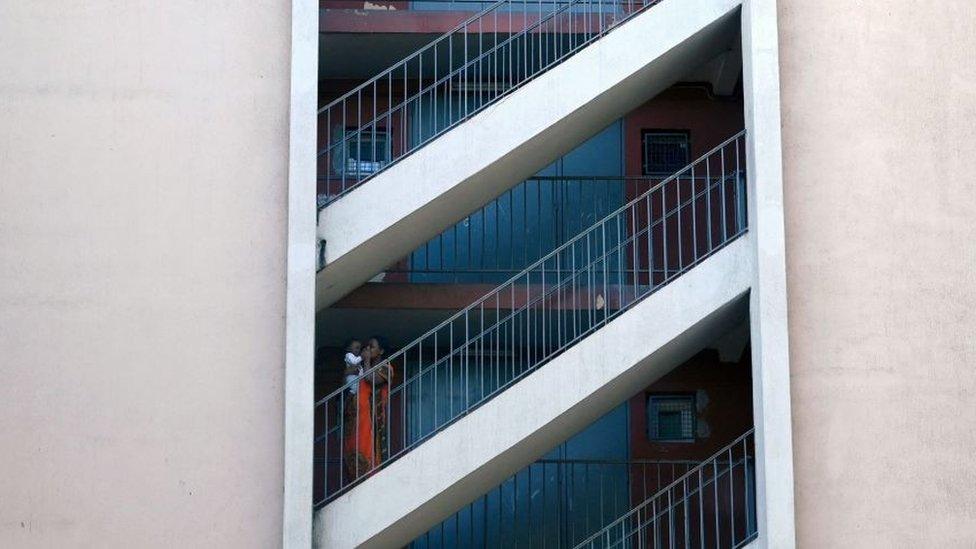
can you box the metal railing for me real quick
[394,175,626,283]
[574,430,757,549]
[318,0,667,205]
[410,458,702,548]
[313,131,747,507]
[392,173,747,283]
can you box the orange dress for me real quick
[342,363,393,481]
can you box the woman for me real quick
[342,336,394,482]
[366,336,394,463]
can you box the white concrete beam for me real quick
[742,0,797,546]
[314,235,754,548]
[316,0,743,309]
[283,0,319,547]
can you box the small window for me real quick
[647,394,696,442]
[642,131,690,175]
[332,126,390,176]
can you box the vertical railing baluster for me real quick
[340,99,346,194]
[729,446,736,544]
[537,0,543,74]
[433,331,438,434]
[372,83,376,174]
[387,72,393,166]
[661,179,668,280]
[652,497,658,549]
[480,302,485,401]
[698,465,705,548]
[536,242,548,360]
[614,213,622,311]
[337,390,345,493]
[736,136,744,233]
[630,202,638,299]
[493,9,498,102]
[677,169,685,272]
[691,163,698,262]
[742,437,755,538]
[401,66,406,166]
[556,249,562,352]
[713,457,720,549]
[449,322,455,423]
[355,89,362,182]
[667,487,673,549]
[645,191,652,287]
[683,477,691,548]
[478,18,484,113]
[720,146,727,241]
[324,109,331,197]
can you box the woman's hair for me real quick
[369,335,389,353]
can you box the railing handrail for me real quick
[385,173,736,393]
[315,455,703,465]
[572,428,756,548]
[319,174,717,181]
[317,0,509,114]
[318,0,673,206]
[533,457,699,465]
[315,129,746,406]
[318,0,632,115]
[316,0,615,165]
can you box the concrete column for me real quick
[283,0,319,547]
[741,0,797,547]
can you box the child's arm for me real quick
[344,353,362,376]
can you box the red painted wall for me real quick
[629,348,753,461]
[622,86,745,285]
[624,86,744,178]
[626,346,754,540]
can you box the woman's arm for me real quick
[359,350,378,385]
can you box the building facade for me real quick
[1,1,975,548]
[312,1,779,546]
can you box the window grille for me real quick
[332,126,390,176]
[647,394,696,442]
[642,131,690,175]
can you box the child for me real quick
[344,339,365,394]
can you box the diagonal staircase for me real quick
[574,429,758,549]
[404,430,756,548]
[411,456,703,548]
[313,133,752,548]
[315,0,743,308]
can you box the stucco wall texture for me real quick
[778,1,976,547]
[0,3,291,548]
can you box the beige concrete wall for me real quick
[0,3,292,547]
[778,1,976,547]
